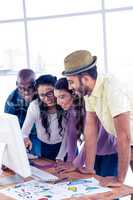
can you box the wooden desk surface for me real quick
[0,159,133,200]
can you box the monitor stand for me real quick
[0,142,24,185]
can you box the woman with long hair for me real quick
[54,77,85,162]
[22,75,64,160]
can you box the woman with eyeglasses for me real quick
[54,78,118,178]
[22,75,65,160]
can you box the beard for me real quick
[77,77,91,96]
[76,85,92,97]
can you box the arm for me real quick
[84,111,99,174]
[67,115,78,162]
[56,130,67,161]
[73,143,85,168]
[22,102,36,138]
[56,111,78,162]
[56,144,85,174]
[100,112,131,187]
[4,96,16,114]
[113,112,131,182]
[22,102,37,150]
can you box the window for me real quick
[0,22,27,73]
[0,0,133,111]
[106,10,133,83]
[0,75,16,112]
[105,0,133,9]
[0,0,23,20]
[28,14,104,76]
[26,0,101,17]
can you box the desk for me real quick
[0,159,133,200]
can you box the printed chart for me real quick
[0,177,111,200]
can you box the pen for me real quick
[15,184,22,188]
[44,176,68,184]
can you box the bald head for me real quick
[16,69,36,102]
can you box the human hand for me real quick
[0,165,9,175]
[56,159,64,166]
[77,167,96,175]
[56,162,77,174]
[100,176,122,187]
[55,159,64,171]
[24,137,32,150]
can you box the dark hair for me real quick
[35,74,63,139]
[17,69,35,81]
[55,77,85,141]
[17,69,35,88]
[73,95,85,142]
[55,77,73,94]
[81,66,97,80]
[35,74,57,88]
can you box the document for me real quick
[0,177,111,200]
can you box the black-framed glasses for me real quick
[39,90,54,98]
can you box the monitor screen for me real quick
[0,113,31,178]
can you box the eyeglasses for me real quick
[39,90,54,98]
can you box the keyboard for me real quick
[30,166,58,181]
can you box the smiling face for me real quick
[54,89,73,110]
[66,75,89,96]
[17,80,35,102]
[37,84,56,107]
[16,69,36,102]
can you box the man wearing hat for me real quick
[62,50,133,187]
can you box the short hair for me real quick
[17,69,35,82]
[79,66,97,80]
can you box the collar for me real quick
[90,74,105,98]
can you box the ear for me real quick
[81,75,90,84]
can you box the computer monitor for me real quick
[0,113,31,180]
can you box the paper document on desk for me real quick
[0,180,52,200]
[0,178,111,200]
[52,177,112,199]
